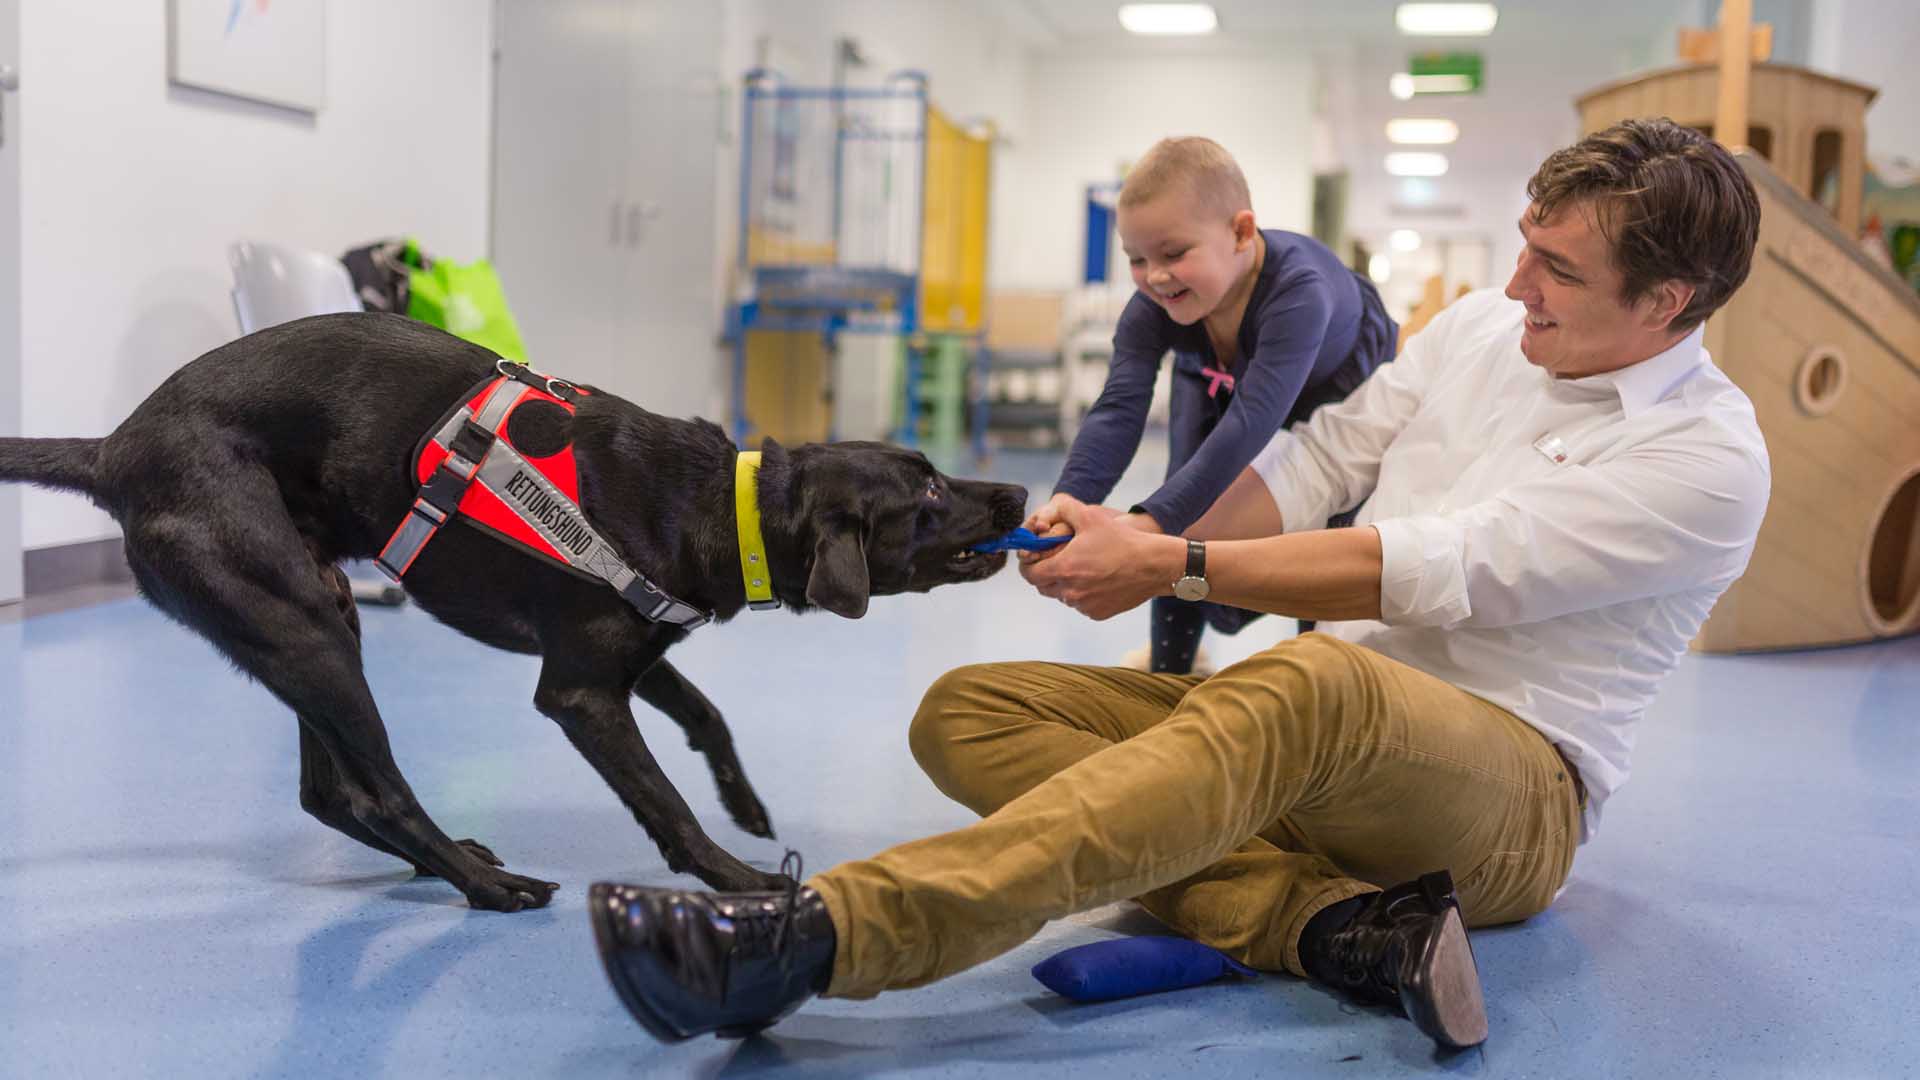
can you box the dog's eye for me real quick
[924,478,941,501]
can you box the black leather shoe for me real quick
[1305,870,1488,1050]
[588,855,836,1042]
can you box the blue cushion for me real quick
[1031,936,1258,1003]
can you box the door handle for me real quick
[0,66,17,150]
[625,202,661,247]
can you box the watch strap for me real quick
[1185,539,1206,581]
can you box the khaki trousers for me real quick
[809,633,1582,999]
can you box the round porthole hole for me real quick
[1794,346,1847,416]
[1863,466,1920,634]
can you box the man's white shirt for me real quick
[1252,289,1771,842]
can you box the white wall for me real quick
[994,44,1316,291]
[0,0,19,602]
[1810,0,1920,163]
[19,0,493,550]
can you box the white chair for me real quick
[229,241,365,335]
[228,241,407,607]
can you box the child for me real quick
[1033,136,1397,675]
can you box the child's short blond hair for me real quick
[1118,136,1253,221]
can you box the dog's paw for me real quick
[758,872,800,893]
[455,838,505,867]
[724,792,777,840]
[706,867,796,893]
[410,838,505,878]
[464,870,561,912]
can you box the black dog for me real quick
[0,313,1026,910]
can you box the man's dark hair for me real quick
[1526,117,1761,333]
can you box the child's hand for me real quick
[1023,494,1075,538]
[1022,495,1121,564]
[1026,494,1128,535]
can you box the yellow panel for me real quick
[747,228,836,267]
[921,105,992,333]
[742,331,831,445]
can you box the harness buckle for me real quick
[418,464,473,518]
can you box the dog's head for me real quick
[772,440,1028,619]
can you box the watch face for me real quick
[1173,576,1210,602]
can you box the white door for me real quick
[490,0,722,418]
[618,1,723,421]
[490,0,633,392]
[0,0,21,605]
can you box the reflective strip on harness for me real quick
[376,366,713,630]
[376,379,526,579]
[470,438,712,626]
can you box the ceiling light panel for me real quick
[1119,4,1219,35]
[1395,4,1498,36]
[1386,118,1460,144]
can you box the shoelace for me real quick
[1325,889,1440,1004]
[1326,926,1406,998]
[770,849,805,975]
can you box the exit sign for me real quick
[1408,52,1484,94]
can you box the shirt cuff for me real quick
[1371,515,1472,627]
[1251,432,1328,535]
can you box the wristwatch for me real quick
[1172,539,1210,601]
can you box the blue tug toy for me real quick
[969,527,1071,554]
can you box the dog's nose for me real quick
[990,485,1028,529]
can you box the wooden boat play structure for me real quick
[1576,0,1920,651]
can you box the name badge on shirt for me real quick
[1533,433,1569,465]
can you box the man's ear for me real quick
[806,524,870,619]
[1643,280,1695,333]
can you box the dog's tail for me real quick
[0,437,104,496]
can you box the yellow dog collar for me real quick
[735,451,778,611]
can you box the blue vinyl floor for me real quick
[2,447,1917,1079]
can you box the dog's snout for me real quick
[990,484,1028,530]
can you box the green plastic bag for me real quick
[402,238,528,363]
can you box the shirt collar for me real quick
[1563,323,1707,419]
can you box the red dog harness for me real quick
[377,360,711,629]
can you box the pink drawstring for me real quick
[1201,366,1236,398]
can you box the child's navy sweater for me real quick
[1054,228,1396,533]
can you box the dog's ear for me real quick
[806,524,869,619]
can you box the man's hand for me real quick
[1020,495,1186,620]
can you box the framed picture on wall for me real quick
[168,0,326,113]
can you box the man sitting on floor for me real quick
[587,118,1770,1051]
